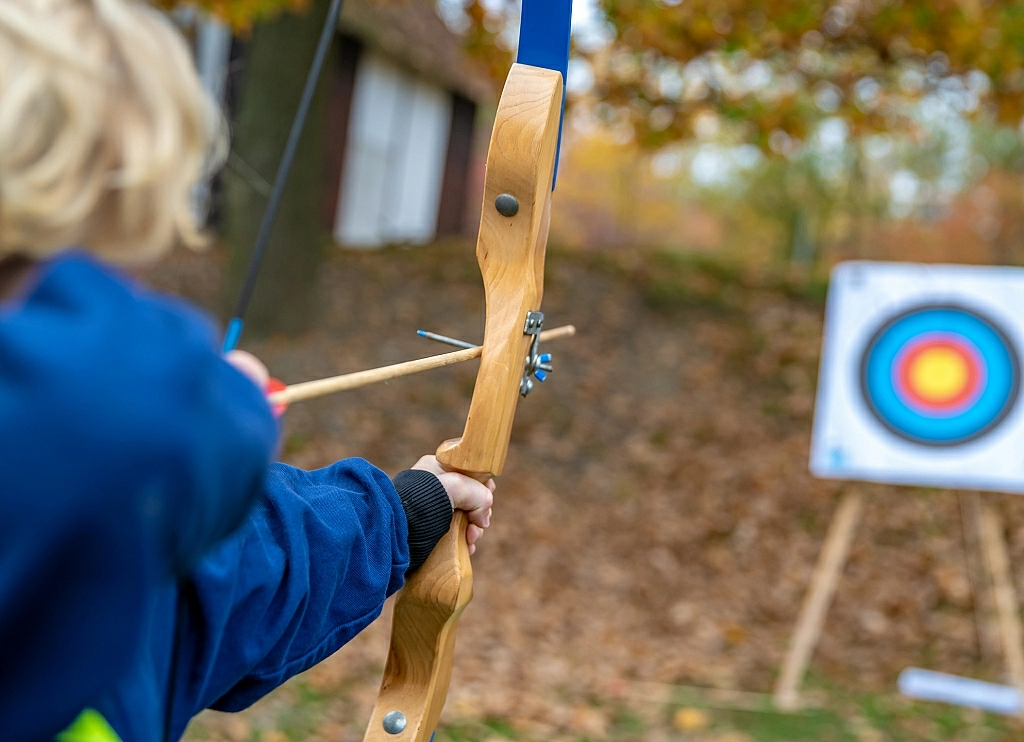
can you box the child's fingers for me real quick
[411,455,446,478]
[225,350,270,390]
[413,455,497,494]
[439,473,493,529]
[409,456,493,553]
[411,456,497,530]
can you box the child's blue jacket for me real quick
[0,254,411,742]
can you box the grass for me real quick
[432,696,1016,742]
[185,676,1022,742]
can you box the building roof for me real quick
[339,0,494,102]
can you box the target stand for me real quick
[777,261,1024,714]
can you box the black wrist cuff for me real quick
[392,470,454,572]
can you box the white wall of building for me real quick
[334,52,453,248]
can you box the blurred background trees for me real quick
[446,0,1024,266]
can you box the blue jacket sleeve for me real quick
[171,460,409,717]
[0,254,278,742]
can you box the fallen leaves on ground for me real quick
[154,243,1024,741]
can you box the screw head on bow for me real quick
[382,712,407,735]
[495,193,520,217]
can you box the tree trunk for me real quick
[222,0,334,338]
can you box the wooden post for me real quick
[774,489,865,711]
[977,501,1024,701]
[959,492,1001,665]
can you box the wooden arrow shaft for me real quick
[268,325,575,406]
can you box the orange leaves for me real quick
[450,0,1024,150]
[588,0,1024,148]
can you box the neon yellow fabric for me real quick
[56,709,122,742]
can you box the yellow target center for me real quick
[907,347,970,403]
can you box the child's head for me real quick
[0,0,221,264]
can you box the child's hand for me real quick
[225,351,289,417]
[225,350,270,391]
[412,455,494,555]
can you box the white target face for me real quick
[811,262,1024,494]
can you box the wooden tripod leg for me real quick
[977,500,1024,704]
[960,492,1001,665]
[774,489,865,711]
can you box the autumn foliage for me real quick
[455,1,1024,151]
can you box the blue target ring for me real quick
[860,305,1020,446]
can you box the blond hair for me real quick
[0,0,223,263]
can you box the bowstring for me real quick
[166,4,347,739]
[222,0,346,352]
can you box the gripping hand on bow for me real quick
[411,455,494,555]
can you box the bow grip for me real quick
[361,510,472,742]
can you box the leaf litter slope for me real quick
[150,243,1024,740]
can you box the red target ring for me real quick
[861,306,1020,446]
[892,333,985,416]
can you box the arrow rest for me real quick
[416,311,558,398]
[521,310,553,396]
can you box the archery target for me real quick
[811,262,1024,494]
[860,306,1019,446]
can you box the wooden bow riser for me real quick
[361,63,563,742]
[436,63,563,480]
